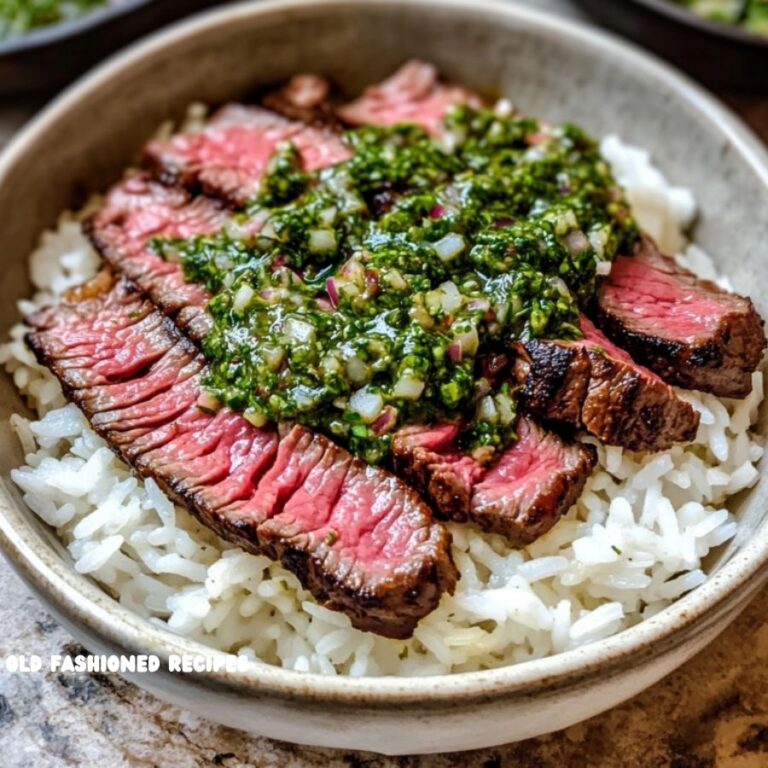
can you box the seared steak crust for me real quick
[595,237,766,398]
[513,340,589,426]
[513,318,700,452]
[392,418,596,546]
[26,277,457,639]
[392,423,483,522]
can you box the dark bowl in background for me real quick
[574,0,768,93]
[0,0,230,95]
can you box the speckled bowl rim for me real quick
[1,0,767,708]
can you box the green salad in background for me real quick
[677,0,768,35]
[0,0,110,39]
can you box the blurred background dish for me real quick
[673,1,767,36]
[0,0,124,40]
[0,0,228,95]
[676,0,768,35]
[574,0,768,92]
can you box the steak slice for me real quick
[26,277,457,639]
[513,317,700,452]
[337,59,483,135]
[392,423,484,522]
[83,173,231,341]
[262,73,340,127]
[143,104,351,207]
[392,417,596,545]
[595,237,767,398]
[84,173,226,341]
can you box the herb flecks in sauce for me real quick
[158,105,637,463]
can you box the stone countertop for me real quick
[2,1,768,766]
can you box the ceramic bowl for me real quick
[0,0,767,756]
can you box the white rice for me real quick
[1,136,763,676]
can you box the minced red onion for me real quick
[565,229,590,256]
[454,326,479,357]
[438,281,462,314]
[526,131,549,145]
[372,405,398,435]
[384,269,407,291]
[393,374,425,400]
[433,233,465,262]
[478,395,498,422]
[447,341,462,363]
[466,298,491,313]
[325,278,339,307]
[260,220,278,240]
[232,283,254,312]
[346,356,370,385]
[245,208,270,233]
[308,229,337,254]
[365,269,380,293]
[349,387,384,423]
[283,317,315,344]
[196,391,221,412]
[341,258,363,280]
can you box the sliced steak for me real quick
[392,417,596,545]
[84,173,225,341]
[513,317,700,452]
[262,73,340,127]
[595,237,766,398]
[337,59,483,135]
[392,423,484,522]
[26,277,457,639]
[143,104,351,207]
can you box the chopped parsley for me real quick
[154,105,637,464]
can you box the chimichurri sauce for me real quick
[154,105,638,464]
